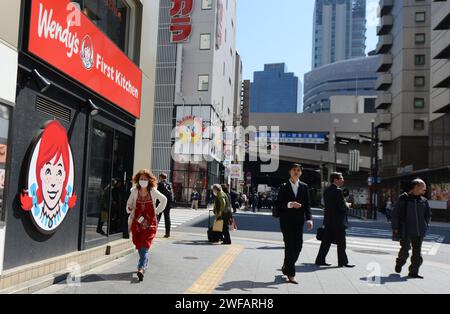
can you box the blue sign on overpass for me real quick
[257,132,328,144]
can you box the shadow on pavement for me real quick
[192,214,282,233]
[360,274,409,285]
[255,246,284,250]
[215,275,287,292]
[75,272,140,284]
[293,264,342,273]
[172,240,219,246]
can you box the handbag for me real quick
[213,219,224,232]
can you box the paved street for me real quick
[36,208,450,294]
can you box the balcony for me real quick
[376,35,393,54]
[377,15,394,36]
[432,90,450,114]
[375,113,392,128]
[375,92,392,110]
[432,30,450,59]
[432,0,450,31]
[378,128,392,142]
[376,53,393,72]
[376,73,393,91]
[432,61,450,88]
[379,0,394,17]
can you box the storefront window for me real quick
[86,122,114,241]
[172,161,209,204]
[73,0,131,53]
[0,104,9,221]
[86,120,133,243]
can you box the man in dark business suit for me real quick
[315,172,355,268]
[277,164,313,284]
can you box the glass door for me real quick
[85,120,134,244]
[85,121,114,242]
[109,131,133,238]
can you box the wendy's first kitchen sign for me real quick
[28,0,142,118]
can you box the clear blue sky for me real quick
[236,0,379,82]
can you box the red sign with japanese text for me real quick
[28,0,142,118]
[169,0,194,42]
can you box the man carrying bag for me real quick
[315,172,354,268]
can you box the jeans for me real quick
[138,248,149,270]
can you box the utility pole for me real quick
[320,155,324,207]
[334,126,337,172]
[373,125,379,220]
[369,122,375,220]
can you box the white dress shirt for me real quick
[287,179,313,225]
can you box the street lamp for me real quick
[369,121,380,220]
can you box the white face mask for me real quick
[139,180,149,189]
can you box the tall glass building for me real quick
[250,63,301,113]
[312,0,367,69]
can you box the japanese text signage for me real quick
[28,0,142,118]
[170,0,194,42]
[257,132,327,144]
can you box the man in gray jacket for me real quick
[392,179,431,279]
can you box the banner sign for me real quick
[257,132,327,144]
[28,0,142,118]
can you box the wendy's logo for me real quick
[20,121,77,234]
[80,35,94,70]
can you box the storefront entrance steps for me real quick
[0,239,135,294]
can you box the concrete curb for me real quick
[0,247,135,294]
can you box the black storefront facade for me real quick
[2,0,141,270]
[378,114,450,223]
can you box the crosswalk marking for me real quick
[157,209,205,232]
[306,227,445,256]
[347,226,442,242]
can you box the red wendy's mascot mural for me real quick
[20,120,77,234]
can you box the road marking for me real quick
[347,227,442,242]
[185,245,244,294]
[305,236,442,256]
[428,237,445,256]
[158,209,205,232]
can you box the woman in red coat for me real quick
[127,170,167,281]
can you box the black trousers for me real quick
[157,208,171,235]
[315,228,349,266]
[280,214,304,277]
[396,236,424,275]
[222,219,231,244]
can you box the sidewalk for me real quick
[35,231,450,294]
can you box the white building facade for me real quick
[152,0,238,205]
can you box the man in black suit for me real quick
[315,172,355,268]
[157,173,174,238]
[277,164,313,284]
